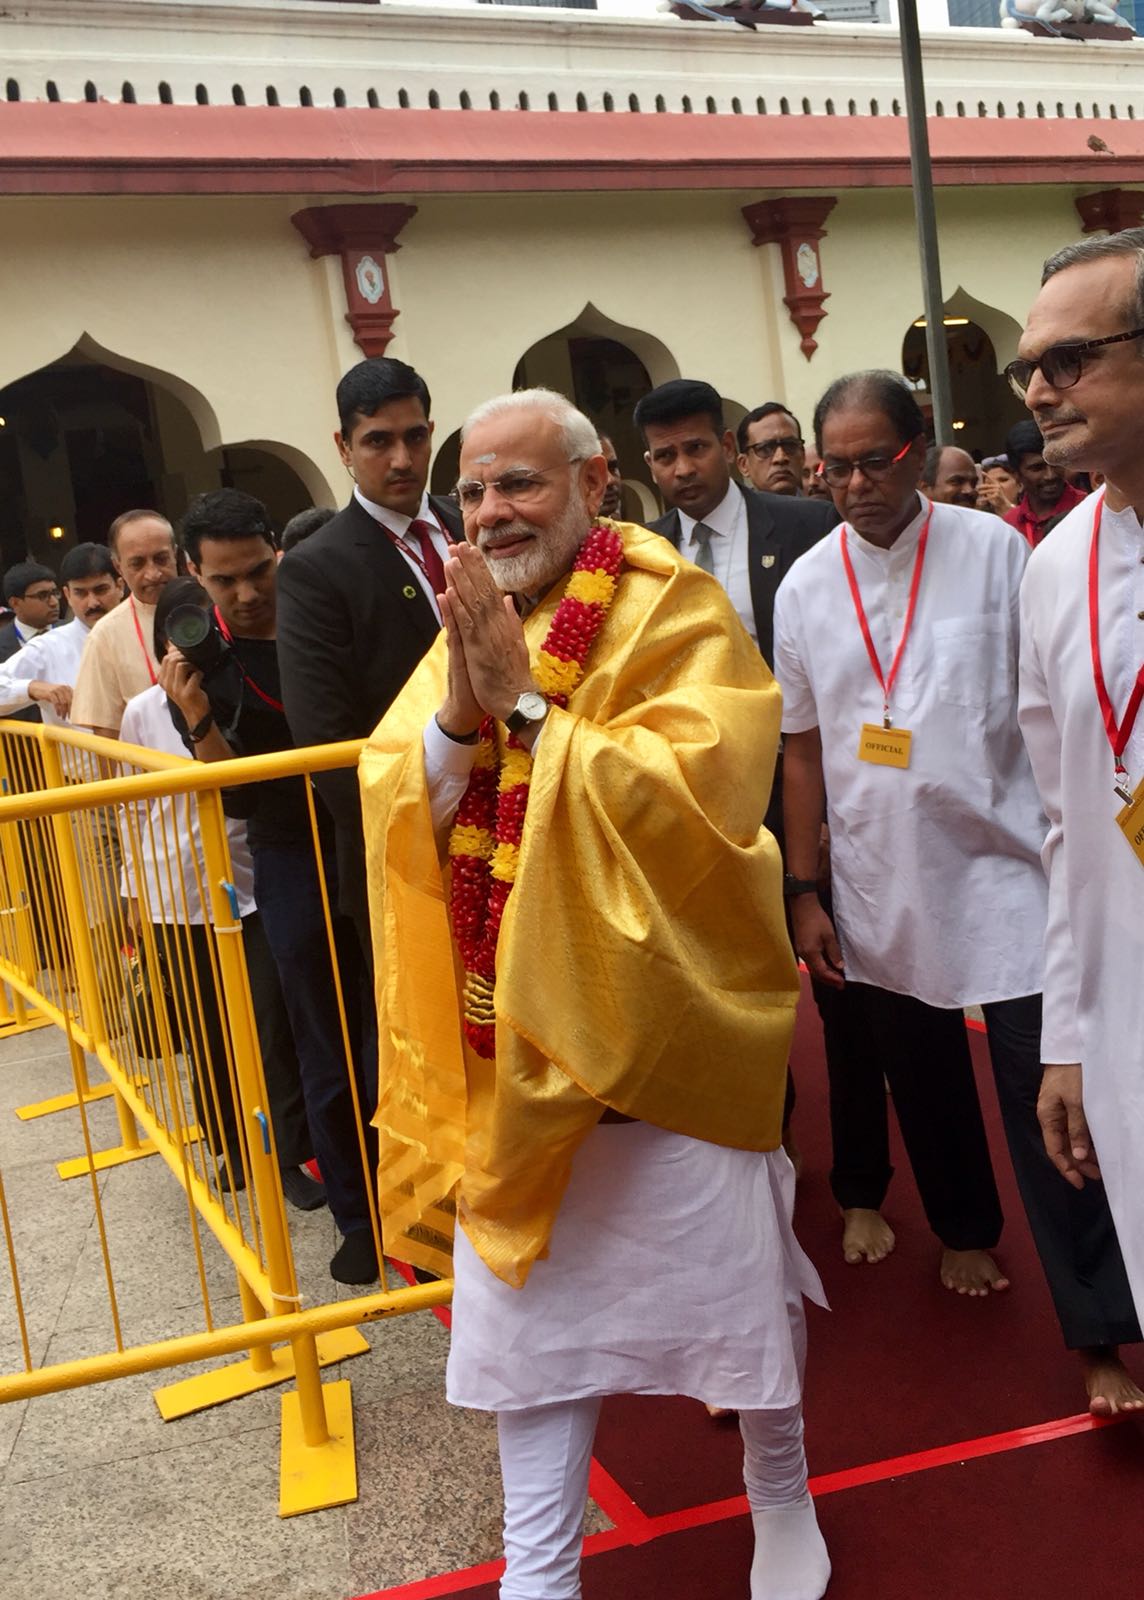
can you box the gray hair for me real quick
[460,387,602,463]
[1042,227,1144,325]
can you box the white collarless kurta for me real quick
[773,496,1048,1008]
[1018,488,1144,1319]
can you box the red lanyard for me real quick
[1088,493,1144,797]
[129,597,158,687]
[840,504,932,727]
[213,606,285,713]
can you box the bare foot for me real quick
[939,1247,1011,1296]
[842,1208,895,1265]
[1080,1347,1144,1416]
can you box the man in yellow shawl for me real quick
[360,389,829,1600]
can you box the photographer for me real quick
[120,577,320,1210]
[160,491,380,1287]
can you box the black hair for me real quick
[153,575,211,661]
[736,402,803,455]
[281,506,336,553]
[633,379,725,442]
[812,370,926,455]
[3,561,56,604]
[336,358,431,439]
[1005,420,1045,474]
[178,489,277,570]
[60,543,117,586]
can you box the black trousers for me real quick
[983,995,1141,1351]
[183,913,312,1171]
[816,979,1004,1252]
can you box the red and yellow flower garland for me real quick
[448,523,625,1057]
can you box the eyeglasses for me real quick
[819,439,914,489]
[1004,326,1144,399]
[455,458,585,511]
[745,436,804,460]
[22,586,60,603]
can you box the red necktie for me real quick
[408,518,448,601]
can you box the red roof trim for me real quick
[0,103,1140,195]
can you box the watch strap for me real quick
[782,874,819,899]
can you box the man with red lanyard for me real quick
[1002,418,1086,548]
[162,489,383,1287]
[71,509,178,738]
[1017,229,1144,1405]
[775,370,1143,1412]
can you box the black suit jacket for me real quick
[648,484,838,672]
[649,485,838,854]
[0,620,42,722]
[275,493,463,933]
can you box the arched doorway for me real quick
[0,344,319,566]
[900,290,1026,458]
[506,304,682,521]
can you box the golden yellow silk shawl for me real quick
[359,522,798,1288]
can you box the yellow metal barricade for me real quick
[0,720,452,1517]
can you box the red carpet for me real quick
[359,977,1144,1600]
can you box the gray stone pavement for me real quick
[0,1020,605,1600]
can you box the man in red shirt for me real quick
[1002,419,1086,546]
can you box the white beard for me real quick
[478,494,593,595]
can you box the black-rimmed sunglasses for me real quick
[1005,326,1144,399]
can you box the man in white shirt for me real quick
[0,544,123,725]
[276,357,463,957]
[70,510,179,738]
[776,369,1142,1410]
[0,561,61,722]
[1016,228,1144,1412]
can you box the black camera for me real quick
[164,604,233,679]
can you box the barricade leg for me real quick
[279,1329,357,1517]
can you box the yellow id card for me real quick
[1116,780,1144,867]
[858,723,912,769]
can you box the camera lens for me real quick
[165,604,229,676]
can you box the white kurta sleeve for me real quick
[0,635,45,715]
[1018,572,1083,1063]
[773,579,818,735]
[422,716,479,841]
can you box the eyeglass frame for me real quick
[743,435,804,461]
[818,437,915,490]
[454,455,590,510]
[1004,326,1144,400]
[19,584,61,603]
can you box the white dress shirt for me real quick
[677,483,757,645]
[353,486,451,622]
[0,616,91,725]
[118,685,255,925]
[1019,489,1144,1321]
[774,494,1047,1008]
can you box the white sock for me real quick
[750,1494,831,1600]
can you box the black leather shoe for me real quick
[330,1229,380,1285]
[280,1166,328,1213]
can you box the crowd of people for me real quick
[2,224,1144,1600]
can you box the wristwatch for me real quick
[506,690,549,736]
[782,874,819,899]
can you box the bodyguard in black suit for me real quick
[635,378,840,1165]
[277,359,462,954]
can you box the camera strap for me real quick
[212,607,284,714]
[130,597,159,688]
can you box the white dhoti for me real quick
[447,1121,827,1412]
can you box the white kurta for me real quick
[1018,489,1144,1319]
[773,495,1048,1008]
[118,686,255,926]
[0,616,90,725]
[447,1121,826,1413]
[421,721,826,1414]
